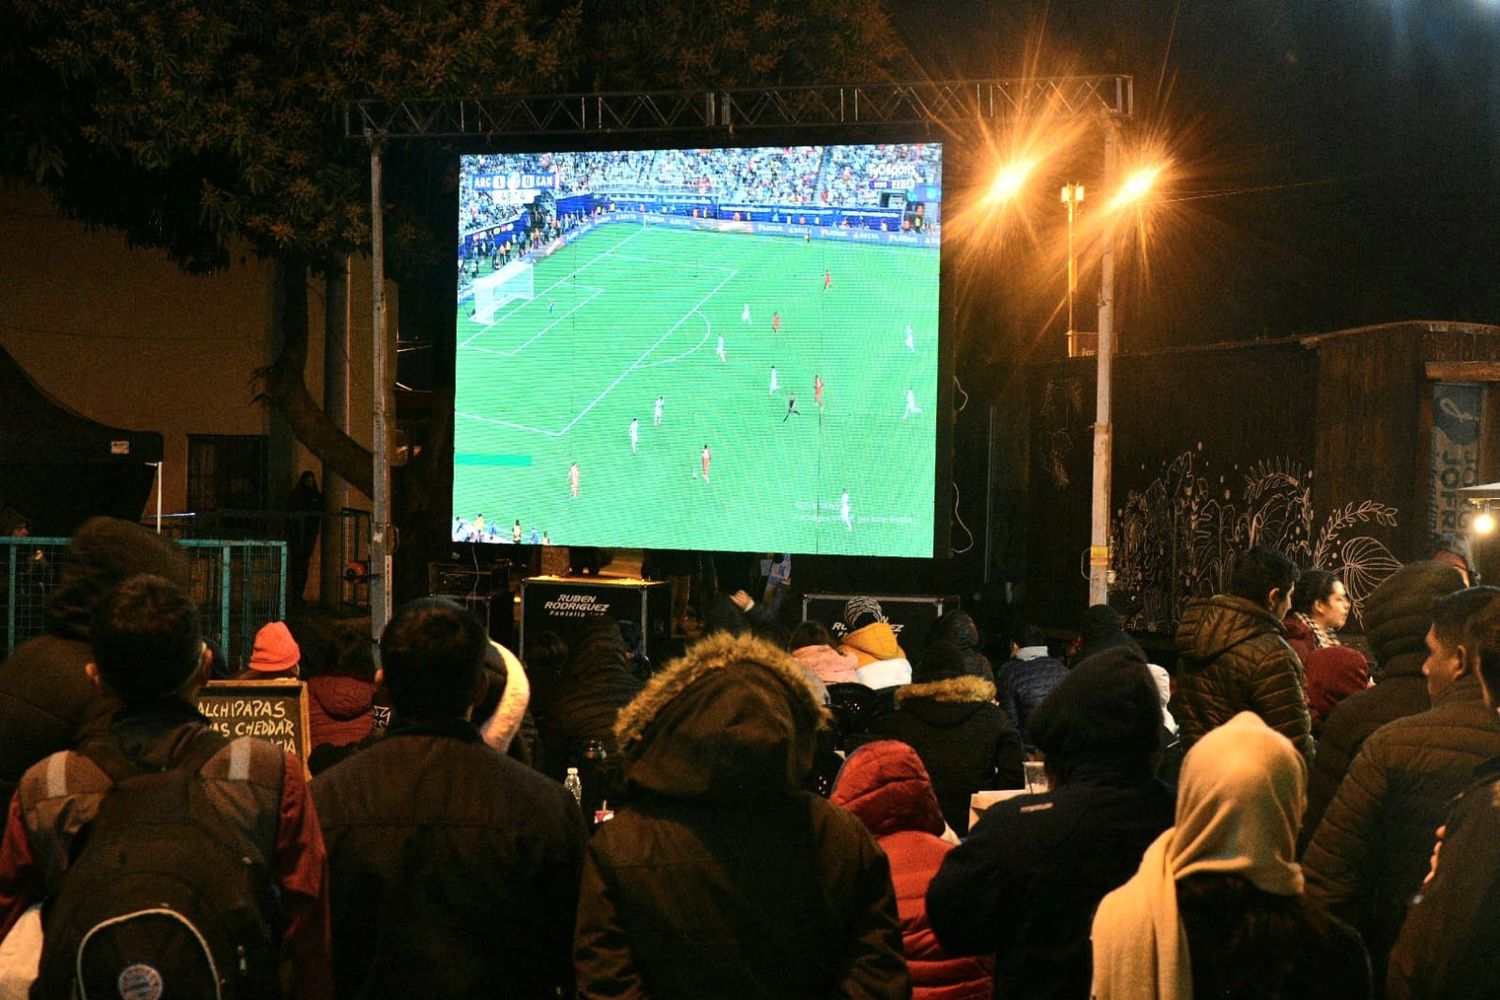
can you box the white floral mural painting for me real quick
[1111,444,1402,633]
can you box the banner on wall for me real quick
[1430,382,1484,535]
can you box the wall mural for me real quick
[1040,378,1086,490]
[1111,444,1402,634]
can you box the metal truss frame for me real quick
[353,75,1131,637]
[346,76,1132,140]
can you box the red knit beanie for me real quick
[249,621,300,673]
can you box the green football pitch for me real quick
[452,220,939,556]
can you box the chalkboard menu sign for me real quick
[197,679,311,768]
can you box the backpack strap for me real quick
[195,738,287,859]
[16,751,115,891]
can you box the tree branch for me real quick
[254,255,374,498]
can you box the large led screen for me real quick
[452,143,942,556]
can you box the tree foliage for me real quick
[2,0,908,554]
[575,0,907,91]
[3,0,581,273]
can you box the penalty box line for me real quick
[460,225,651,346]
[461,286,605,357]
[457,267,738,438]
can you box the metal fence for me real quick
[3,537,286,672]
[151,508,371,610]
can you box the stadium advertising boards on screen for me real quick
[452,143,944,557]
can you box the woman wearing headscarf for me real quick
[1090,712,1370,1000]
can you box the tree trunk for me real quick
[255,254,374,499]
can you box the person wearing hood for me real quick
[0,517,187,806]
[305,623,377,755]
[1070,607,1177,737]
[1171,546,1314,758]
[868,640,1025,835]
[241,619,302,680]
[832,740,994,999]
[1073,604,1147,665]
[927,609,995,685]
[1090,713,1369,1000]
[927,649,1174,1000]
[574,632,910,999]
[839,597,913,688]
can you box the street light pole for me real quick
[1061,182,1084,356]
[369,137,394,642]
[1089,122,1119,607]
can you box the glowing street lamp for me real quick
[988,158,1037,204]
[1109,166,1163,213]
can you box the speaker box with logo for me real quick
[801,593,961,654]
[521,576,671,663]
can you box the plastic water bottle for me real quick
[564,767,582,806]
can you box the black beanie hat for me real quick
[1029,647,1161,772]
[1078,604,1124,643]
[915,640,973,683]
[1075,604,1147,664]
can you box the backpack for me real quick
[30,732,285,1000]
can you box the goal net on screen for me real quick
[472,258,535,323]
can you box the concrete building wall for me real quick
[0,186,378,520]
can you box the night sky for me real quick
[889,0,1500,353]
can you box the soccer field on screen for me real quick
[453,220,939,556]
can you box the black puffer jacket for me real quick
[1302,673,1500,989]
[574,632,909,1000]
[1302,561,1467,843]
[0,518,187,803]
[869,676,1025,835]
[1171,595,1313,758]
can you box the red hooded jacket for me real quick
[306,675,375,752]
[832,740,994,1000]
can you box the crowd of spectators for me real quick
[461,144,942,218]
[2,525,1497,998]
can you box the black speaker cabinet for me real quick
[521,576,671,663]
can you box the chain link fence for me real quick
[3,537,286,673]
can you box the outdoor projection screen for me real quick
[451,143,943,557]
